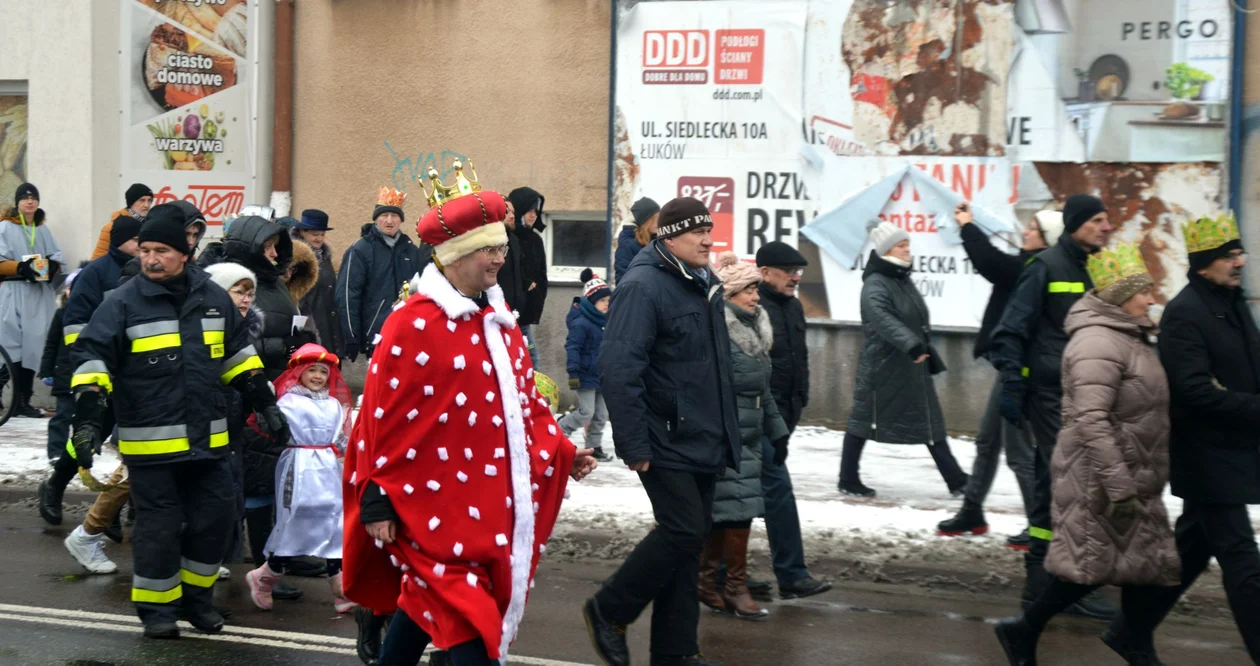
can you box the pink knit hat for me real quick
[714,251,761,298]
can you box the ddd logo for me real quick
[643,30,709,85]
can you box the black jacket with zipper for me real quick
[959,223,1039,359]
[1161,273,1260,504]
[758,282,809,430]
[598,241,741,474]
[989,233,1094,394]
[334,224,428,355]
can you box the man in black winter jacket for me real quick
[989,194,1113,618]
[1108,214,1260,662]
[749,241,831,601]
[334,189,426,362]
[936,206,1059,546]
[584,197,740,666]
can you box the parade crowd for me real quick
[4,167,1260,666]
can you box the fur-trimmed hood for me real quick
[724,302,773,358]
[285,238,319,303]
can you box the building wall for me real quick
[290,0,612,257]
[0,0,118,265]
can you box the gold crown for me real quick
[1183,211,1239,254]
[1087,242,1149,291]
[377,187,407,208]
[421,160,481,209]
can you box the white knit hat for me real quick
[1033,210,1065,248]
[865,219,910,256]
[205,262,257,293]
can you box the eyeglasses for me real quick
[475,244,510,258]
[229,288,256,299]
[774,267,805,277]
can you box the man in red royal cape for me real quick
[342,161,598,666]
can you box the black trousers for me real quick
[1024,576,1162,640]
[378,609,493,666]
[1021,389,1062,570]
[129,455,235,626]
[1123,501,1260,661]
[594,467,717,658]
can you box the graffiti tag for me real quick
[384,142,468,190]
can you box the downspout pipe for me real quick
[604,1,618,279]
[269,0,295,217]
[1229,0,1246,216]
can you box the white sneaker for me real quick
[218,566,231,580]
[64,525,118,574]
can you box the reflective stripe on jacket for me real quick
[69,265,259,466]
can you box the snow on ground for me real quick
[3,410,1253,568]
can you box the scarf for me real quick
[578,297,607,327]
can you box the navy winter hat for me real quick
[298,208,333,231]
[631,197,660,227]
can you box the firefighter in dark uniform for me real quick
[988,194,1114,619]
[68,204,290,639]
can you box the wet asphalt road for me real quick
[0,505,1253,666]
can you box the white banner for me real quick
[811,156,1019,329]
[120,0,257,231]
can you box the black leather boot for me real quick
[994,616,1038,665]
[355,606,386,665]
[937,499,989,536]
[38,479,64,526]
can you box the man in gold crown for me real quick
[334,187,428,364]
[342,162,598,665]
[1101,213,1260,662]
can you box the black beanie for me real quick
[656,197,713,240]
[138,204,192,255]
[372,205,404,222]
[125,183,153,208]
[1189,238,1244,271]
[1062,194,1106,233]
[110,216,143,248]
[631,197,660,227]
[14,182,38,204]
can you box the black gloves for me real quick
[71,390,108,470]
[999,378,1025,425]
[15,258,38,282]
[232,370,290,445]
[568,377,580,390]
[284,330,317,358]
[344,342,359,363]
[364,342,376,360]
[772,436,790,466]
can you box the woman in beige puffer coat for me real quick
[996,243,1179,666]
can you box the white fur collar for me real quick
[412,263,517,330]
[725,303,773,357]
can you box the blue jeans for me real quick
[760,435,809,587]
[46,394,74,461]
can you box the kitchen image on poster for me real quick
[1009,0,1232,163]
[120,0,254,230]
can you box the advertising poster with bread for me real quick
[119,0,255,231]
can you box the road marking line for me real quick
[0,604,595,665]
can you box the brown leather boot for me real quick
[721,527,768,619]
[696,529,726,612]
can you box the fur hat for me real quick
[205,262,257,293]
[714,251,761,298]
[866,219,910,257]
[1033,210,1065,248]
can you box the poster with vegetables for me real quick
[120,0,256,231]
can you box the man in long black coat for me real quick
[291,209,342,356]
[1109,215,1260,662]
[505,187,549,367]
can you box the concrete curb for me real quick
[0,486,97,505]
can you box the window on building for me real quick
[543,211,609,282]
